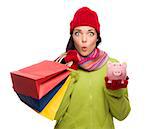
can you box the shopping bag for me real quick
[10,60,71,99]
[39,75,72,120]
[16,77,67,112]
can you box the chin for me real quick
[80,51,89,57]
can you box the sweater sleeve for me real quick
[54,69,79,121]
[104,58,131,121]
[104,87,131,121]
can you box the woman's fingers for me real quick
[65,61,73,67]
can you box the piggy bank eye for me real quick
[119,64,122,66]
[113,64,116,66]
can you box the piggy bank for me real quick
[106,61,127,84]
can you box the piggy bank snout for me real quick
[113,70,122,76]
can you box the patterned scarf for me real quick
[55,48,109,71]
[76,48,109,71]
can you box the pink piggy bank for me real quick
[106,61,127,84]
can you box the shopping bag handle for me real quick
[54,52,74,68]
[54,52,67,63]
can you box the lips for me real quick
[81,47,87,51]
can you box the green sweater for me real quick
[54,58,131,129]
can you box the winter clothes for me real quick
[64,48,108,71]
[70,7,100,33]
[53,57,131,129]
[105,76,129,90]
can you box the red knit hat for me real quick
[70,7,100,33]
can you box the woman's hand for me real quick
[54,50,79,70]
[64,50,79,70]
[65,61,74,67]
[105,61,129,90]
[105,76,129,90]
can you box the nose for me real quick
[113,71,121,76]
[82,34,87,43]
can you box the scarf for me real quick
[63,48,109,71]
[76,48,109,71]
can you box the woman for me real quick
[54,7,131,129]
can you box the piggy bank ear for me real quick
[107,61,112,68]
[122,62,127,68]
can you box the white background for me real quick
[0,0,150,129]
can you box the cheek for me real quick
[88,37,97,47]
[73,36,81,48]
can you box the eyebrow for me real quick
[74,29,95,32]
[88,29,95,32]
[74,29,81,32]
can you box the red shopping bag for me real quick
[10,60,71,99]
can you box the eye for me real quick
[74,32,80,36]
[89,32,94,36]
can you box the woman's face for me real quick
[72,26,97,56]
